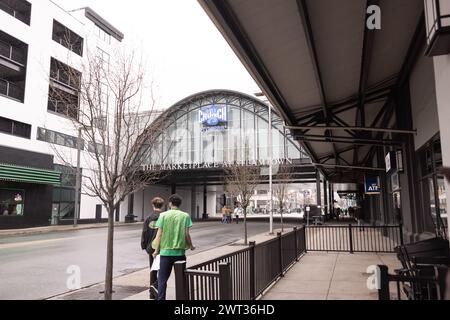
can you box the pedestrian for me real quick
[141,197,164,300]
[234,203,242,224]
[225,206,232,224]
[152,194,195,300]
[221,205,228,224]
[355,205,364,231]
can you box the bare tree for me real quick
[225,161,261,246]
[274,165,293,233]
[48,46,166,300]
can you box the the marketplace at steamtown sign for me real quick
[141,158,294,172]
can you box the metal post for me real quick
[378,265,390,300]
[74,127,82,228]
[218,262,232,300]
[269,104,274,235]
[302,226,307,253]
[249,241,256,299]
[174,261,188,300]
[277,232,283,277]
[349,224,354,254]
[293,227,299,260]
[399,223,404,246]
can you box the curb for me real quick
[0,222,142,237]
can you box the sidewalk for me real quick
[48,228,284,300]
[261,252,401,300]
[0,222,141,237]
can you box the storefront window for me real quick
[0,189,25,217]
[53,164,78,220]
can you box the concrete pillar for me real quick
[433,55,450,239]
[316,172,322,210]
[203,184,207,218]
[171,184,176,195]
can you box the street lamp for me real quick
[425,0,450,56]
[255,92,274,234]
[74,126,90,228]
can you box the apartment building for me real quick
[0,0,124,229]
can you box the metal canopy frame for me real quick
[198,0,425,183]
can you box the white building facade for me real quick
[0,0,124,228]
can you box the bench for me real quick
[394,237,450,299]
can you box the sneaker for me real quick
[150,285,158,300]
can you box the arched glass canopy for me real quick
[143,90,311,167]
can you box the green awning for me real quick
[0,163,61,185]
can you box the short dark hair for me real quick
[152,197,164,209]
[169,194,182,207]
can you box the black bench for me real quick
[394,237,450,299]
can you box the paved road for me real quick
[0,221,296,300]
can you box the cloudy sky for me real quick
[53,0,260,109]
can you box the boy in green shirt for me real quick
[152,194,195,300]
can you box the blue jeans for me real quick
[158,255,186,300]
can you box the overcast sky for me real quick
[53,0,260,109]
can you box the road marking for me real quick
[0,237,81,250]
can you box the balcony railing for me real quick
[0,78,24,101]
[0,39,26,65]
[0,1,30,25]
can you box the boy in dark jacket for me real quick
[141,197,164,300]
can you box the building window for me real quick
[96,47,110,66]
[0,188,25,216]
[47,86,79,120]
[48,58,80,120]
[95,24,112,44]
[0,30,28,102]
[52,20,84,56]
[37,127,84,150]
[0,116,31,139]
[50,58,81,90]
[0,0,31,25]
[53,164,79,220]
[418,135,448,237]
[88,142,110,156]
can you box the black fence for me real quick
[174,227,307,300]
[306,224,403,253]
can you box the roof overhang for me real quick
[198,0,425,183]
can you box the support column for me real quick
[203,184,207,219]
[323,180,328,216]
[316,172,322,209]
[191,185,196,220]
[394,83,421,240]
[432,55,450,239]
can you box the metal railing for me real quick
[0,78,24,101]
[377,265,447,300]
[306,224,403,253]
[175,227,307,300]
[0,39,26,65]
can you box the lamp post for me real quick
[255,92,274,234]
[268,103,274,235]
[74,127,82,228]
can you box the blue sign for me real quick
[365,176,381,195]
[199,105,228,132]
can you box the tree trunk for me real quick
[104,205,115,300]
[243,206,248,246]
